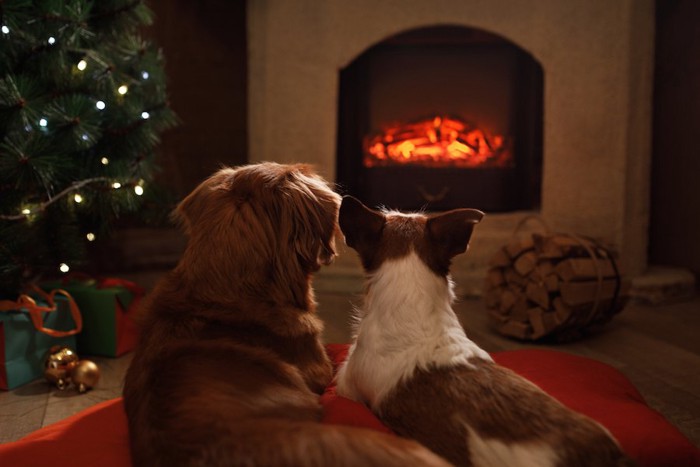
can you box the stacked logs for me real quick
[484,232,630,341]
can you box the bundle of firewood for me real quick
[484,231,630,341]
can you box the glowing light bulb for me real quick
[77,59,87,71]
[134,185,144,196]
[112,182,121,189]
[81,133,89,141]
[73,193,83,203]
[141,111,150,120]
[59,263,70,273]
[101,157,110,165]
[141,71,150,80]
[39,118,48,127]
[117,85,128,95]
[96,100,106,110]
[21,208,31,215]
[1,25,9,34]
[86,232,96,241]
[48,36,56,45]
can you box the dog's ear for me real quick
[339,196,385,255]
[172,186,203,235]
[426,208,484,262]
[284,168,341,271]
[171,169,233,235]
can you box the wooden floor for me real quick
[1,286,699,448]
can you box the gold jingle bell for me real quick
[72,360,100,393]
[44,345,79,390]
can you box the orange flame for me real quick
[363,116,511,168]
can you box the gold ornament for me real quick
[44,345,79,390]
[43,346,100,393]
[71,359,101,393]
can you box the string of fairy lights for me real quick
[1,23,158,274]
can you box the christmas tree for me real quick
[0,0,177,298]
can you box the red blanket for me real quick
[1,346,698,467]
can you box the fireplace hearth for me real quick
[336,27,542,212]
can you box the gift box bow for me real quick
[0,285,83,338]
[96,278,145,305]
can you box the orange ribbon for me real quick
[0,285,83,338]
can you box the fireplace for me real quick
[336,26,543,212]
[247,1,655,288]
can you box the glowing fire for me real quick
[364,116,511,168]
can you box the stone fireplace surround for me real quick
[247,0,655,295]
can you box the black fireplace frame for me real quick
[336,26,543,212]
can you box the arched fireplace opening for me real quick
[336,26,543,212]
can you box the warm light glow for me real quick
[101,157,109,165]
[21,208,31,215]
[86,232,96,241]
[134,185,144,196]
[77,60,87,71]
[363,116,511,168]
[73,193,83,203]
[59,263,70,273]
[118,85,128,95]
[112,182,121,189]
[96,100,106,110]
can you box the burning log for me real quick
[483,230,629,341]
[363,115,512,168]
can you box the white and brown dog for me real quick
[123,164,448,466]
[335,196,632,467]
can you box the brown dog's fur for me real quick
[123,163,449,466]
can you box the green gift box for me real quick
[0,293,79,390]
[41,278,143,357]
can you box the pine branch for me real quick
[0,177,112,220]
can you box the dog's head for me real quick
[174,162,341,307]
[339,196,484,277]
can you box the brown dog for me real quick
[123,163,449,466]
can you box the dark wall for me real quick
[90,2,247,273]
[651,0,700,276]
[146,0,248,198]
